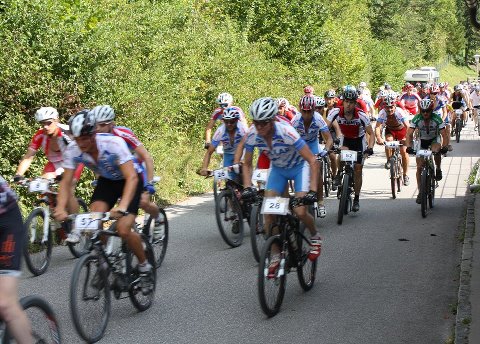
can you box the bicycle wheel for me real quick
[396,155,403,192]
[249,202,266,262]
[296,229,317,291]
[389,157,397,199]
[337,173,350,225]
[144,208,169,269]
[128,235,157,311]
[23,208,52,276]
[420,168,428,218]
[17,295,62,344]
[70,254,111,343]
[428,167,435,209]
[456,118,461,143]
[323,159,331,198]
[258,235,286,317]
[215,189,244,247]
[477,116,480,136]
[67,198,91,258]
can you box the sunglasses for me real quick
[219,103,229,108]
[253,120,271,127]
[385,106,395,109]
[96,121,112,127]
[40,120,53,127]
[223,119,238,124]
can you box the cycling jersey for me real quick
[245,121,306,169]
[63,133,142,180]
[470,91,480,107]
[400,93,421,115]
[327,107,370,139]
[211,121,248,155]
[29,124,71,163]
[336,98,368,113]
[0,176,17,216]
[377,108,408,130]
[112,126,143,155]
[291,112,329,154]
[410,114,445,140]
[211,106,246,122]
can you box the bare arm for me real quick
[54,168,75,220]
[298,145,319,191]
[405,128,415,148]
[200,145,215,175]
[205,119,216,143]
[320,130,333,151]
[242,151,254,188]
[374,122,384,144]
[133,145,154,182]
[366,125,375,149]
[15,148,36,176]
[233,136,247,164]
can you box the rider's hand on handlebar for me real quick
[197,168,209,177]
[13,175,24,183]
[363,147,374,156]
[406,147,416,155]
[303,190,318,204]
[318,149,328,158]
[53,208,68,222]
[440,146,448,154]
[144,183,156,195]
[241,186,257,200]
[204,141,211,150]
[110,207,129,219]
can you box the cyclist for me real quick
[427,85,451,151]
[405,99,448,203]
[204,92,247,149]
[15,107,83,181]
[292,95,333,217]
[326,85,375,212]
[304,85,314,95]
[199,107,248,178]
[400,84,422,117]
[54,111,152,276]
[241,97,322,265]
[276,97,297,122]
[324,90,342,190]
[374,94,410,185]
[450,84,469,126]
[0,175,34,344]
[91,105,164,239]
[470,85,480,128]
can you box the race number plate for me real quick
[216,145,224,155]
[252,169,268,183]
[28,179,49,193]
[455,109,463,116]
[416,149,432,158]
[340,150,357,162]
[385,141,400,148]
[261,197,288,215]
[213,168,229,181]
[75,213,103,231]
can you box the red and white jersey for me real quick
[28,124,71,163]
[327,106,370,139]
[111,126,144,163]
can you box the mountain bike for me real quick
[248,169,268,262]
[1,294,61,343]
[134,177,169,269]
[384,141,403,199]
[414,149,438,218]
[210,165,251,248]
[258,195,317,317]
[336,149,365,225]
[69,212,156,343]
[18,177,88,276]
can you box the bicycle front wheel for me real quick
[70,254,111,343]
[456,118,462,143]
[145,208,169,269]
[215,189,244,247]
[23,208,52,276]
[249,202,266,262]
[258,235,286,317]
[396,155,403,192]
[67,198,91,258]
[420,168,428,218]
[323,158,331,198]
[428,168,435,209]
[296,228,317,291]
[389,157,397,199]
[337,174,350,225]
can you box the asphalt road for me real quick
[19,121,480,344]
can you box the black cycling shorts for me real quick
[0,204,25,277]
[342,137,366,164]
[91,174,144,215]
[420,137,440,149]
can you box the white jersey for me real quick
[63,133,142,180]
[211,121,248,155]
[245,121,306,169]
[470,91,480,107]
[290,112,329,143]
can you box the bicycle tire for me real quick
[296,229,317,291]
[258,235,286,317]
[67,198,90,258]
[70,254,111,343]
[389,157,397,199]
[16,295,62,344]
[213,178,219,202]
[214,189,244,247]
[249,202,266,262]
[478,119,480,136]
[23,208,52,276]
[396,154,403,192]
[420,168,428,218]
[323,158,331,198]
[428,167,435,209]
[144,208,169,269]
[456,118,461,143]
[128,234,157,311]
[337,173,350,225]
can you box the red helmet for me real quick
[299,95,315,110]
[303,85,314,95]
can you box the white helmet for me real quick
[249,97,278,121]
[419,98,433,111]
[216,92,233,107]
[35,107,58,122]
[222,107,241,120]
[90,105,115,122]
[276,97,290,108]
[70,110,95,137]
[359,81,367,88]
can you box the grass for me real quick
[468,161,480,191]
[440,63,477,85]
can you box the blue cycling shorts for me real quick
[266,161,310,194]
[307,140,319,155]
[223,153,237,180]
